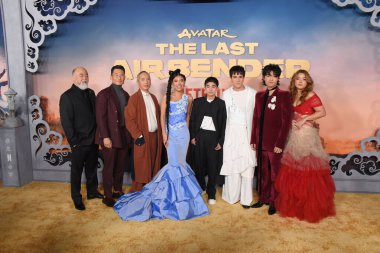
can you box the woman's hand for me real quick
[295,117,307,129]
[163,133,168,148]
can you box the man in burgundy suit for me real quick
[96,65,132,207]
[250,64,292,215]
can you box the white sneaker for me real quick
[208,199,216,205]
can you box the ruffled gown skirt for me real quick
[114,126,209,221]
[275,125,336,223]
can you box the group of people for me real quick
[59,63,336,223]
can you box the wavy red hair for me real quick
[289,69,314,104]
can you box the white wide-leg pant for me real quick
[222,174,253,206]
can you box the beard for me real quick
[77,81,88,90]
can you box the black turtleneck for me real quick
[112,84,126,126]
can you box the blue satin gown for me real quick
[114,94,209,221]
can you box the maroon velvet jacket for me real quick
[95,85,132,148]
[251,88,293,151]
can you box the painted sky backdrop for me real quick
[31,0,380,154]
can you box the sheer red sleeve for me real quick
[309,93,323,108]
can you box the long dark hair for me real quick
[165,69,186,134]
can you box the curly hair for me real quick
[289,69,314,104]
[165,69,186,134]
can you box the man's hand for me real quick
[103,138,112,149]
[214,143,221,150]
[163,133,168,149]
[274,147,282,153]
[191,138,196,145]
[251,144,256,150]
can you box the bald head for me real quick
[137,71,151,92]
[72,66,88,75]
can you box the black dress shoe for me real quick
[242,205,251,209]
[251,201,265,208]
[268,205,277,215]
[112,191,124,199]
[102,197,115,207]
[87,191,104,200]
[74,201,85,211]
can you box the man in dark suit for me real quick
[96,65,132,207]
[59,66,104,211]
[190,77,227,205]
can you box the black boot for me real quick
[268,205,276,215]
[73,200,85,211]
[102,197,115,207]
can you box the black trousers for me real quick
[70,145,99,203]
[193,130,220,199]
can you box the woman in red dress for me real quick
[275,70,336,223]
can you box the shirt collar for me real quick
[141,90,150,96]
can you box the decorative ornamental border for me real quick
[28,95,103,170]
[331,0,380,28]
[23,0,98,73]
[330,129,380,176]
[29,95,71,166]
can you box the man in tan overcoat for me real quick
[125,71,163,192]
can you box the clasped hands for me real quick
[293,115,314,129]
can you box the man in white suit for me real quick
[220,65,257,208]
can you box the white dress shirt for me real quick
[200,99,216,131]
[141,90,158,132]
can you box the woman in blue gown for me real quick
[114,69,209,221]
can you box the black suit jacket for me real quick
[190,96,227,146]
[59,84,96,147]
